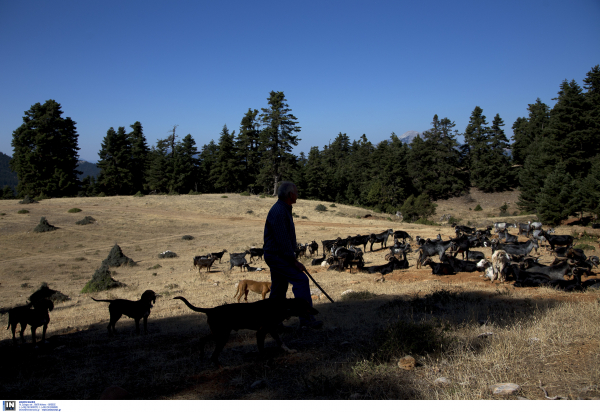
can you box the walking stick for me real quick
[303,269,335,303]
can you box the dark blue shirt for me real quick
[263,199,297,262]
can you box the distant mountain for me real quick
[77,160,100,179]
[0,151,18,191]
[398,130,421,145]
[0,154,100,193]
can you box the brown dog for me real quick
[233,280,271,302]
[92,290,156,336]
[173,296,318,366]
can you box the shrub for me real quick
[97,192,106,197]
[18,209,29,214]
[134,191,144,197]
[240,191,250,196]
[76,216,96,225]
[81,265,124,293]
[187,190,200,195]
[259,194,267,198]
[34,193,50,201]
[474,204,482,211]
[414,217,440,226]
[400,194,436,222]
[102,244,136,267]
[330,203,337,207]
[315,204,327,212]
[373,320,446,361]
[340,291,377,302]
[301,216,308,219]
[34,217,57,232]
[68,208,82,213]
[158,251,177,259]
[19,195,38,204]
[499,202,509,217]
[181,235,194,240]
[221,195,228,198]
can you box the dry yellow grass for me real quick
[0,191,599,400]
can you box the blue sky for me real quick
[1,0,599,163]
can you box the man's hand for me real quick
[295,260,306,272]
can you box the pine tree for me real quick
[172,134,200,193]
[536,162,575,225]
[407,115,467,200]
[476,114,514,192]
[146,139,171,193]
[235,109,261,193]
[212,125,240,193]
[197,140,218,193]
[96,127,134,195]
[463,106,489,187]
[128,121,149,193]
[511,98,550,167]
[10,100,81,197]
[257,91,301,195]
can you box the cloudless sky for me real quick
[1,0,599,162]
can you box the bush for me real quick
[76,216,96,225]
[19,195,38,204]
[134,191,144,197]
[447,216,461,225]
[330,203,337,208]
[181,235,194,240]
[246,210,253,214]
[68,208,82,213]
[400,193,436,222]
[81,265,124,293]
[97,192,106,197]
[340,291,377,302]
[18,209,29,214]
[221,195,228,198]
[240,191,250,196]
[34,217,57,232]
[315,204,327,212]
[414,217,440,226]
[259,194,267,198]
[474,204,482,211]
[102,244,136,267]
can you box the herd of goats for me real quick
[193,221,600,292]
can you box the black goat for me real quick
[539,230,573,251]
[368,229,393,251]
[421,258,455,275]
[245,248,264,263]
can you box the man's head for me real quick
[278,181,298,205]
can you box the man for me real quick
[263,181,323,329]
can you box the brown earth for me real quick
[0,189,599,400]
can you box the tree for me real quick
[475,114,514,192]
[511,98,550,166]
[235,109,262,192]
[407,115,467,200]
[96,127,133,195]
[536,162,575,225]
[257,91,301,195]
[400,193,436,222]
[10,100,81,197]
[172,134,200,193]
[146,139,172,193]
[197,140,218,193]
[211,125,240,192]
[463,106,489,187]
[128,121,149,193]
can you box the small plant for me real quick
[246,210,253,214]
[18,209,29,214]
[330,203,337,207]
[340,291,377,302]
[414,217,440,226]
[301,216,308,219]
[181,235,194,240]
[76,216,96,225]
[474,204,482,211]
[447,216,461,225]
[21,283,30,288]
[148,264,162,270]
[97,192,106,197]
[240,191,250,196]
[221,195,228,198]
[152,272,158,276]
[68,208,82,213]
[292,212,299,218]
[499,202,509,217]
[260,194,267,198]
[134,191,144,197]
[315,204,328,212]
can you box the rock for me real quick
[99,385,132,400]
[434,377,450,385]
[398,356,416,370]
[490,383,520,395]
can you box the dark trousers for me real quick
[264,253,315,323]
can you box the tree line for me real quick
[6,65,600,225]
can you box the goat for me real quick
[308,240,319,256]
[363,256,407,275]
[492,238,539,257]
[209,249,228,263]
[415,240,454,269]
[347,234,371,250]
[368,229,394,251]
[421,258,455,275]
[441,255,480,273]
[245,248,264,263]
[229,254,248,271]
[392,230,413,243]
[520,259,572,281]
[194,256,217,272]
[311,254,327,266]
[539,230,573,251]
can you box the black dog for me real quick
[173,296,318,366]
[7,299,54,346]
[92,290,157,336]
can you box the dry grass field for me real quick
[1,189,599,400]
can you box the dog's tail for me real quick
[173,296,210,313]
[91,297,113,303]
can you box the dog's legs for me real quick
[143,316,148,334]
[41,324,48,345]
[207,331,229,366]
[244,288,249,302]
[19,322,27,344]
